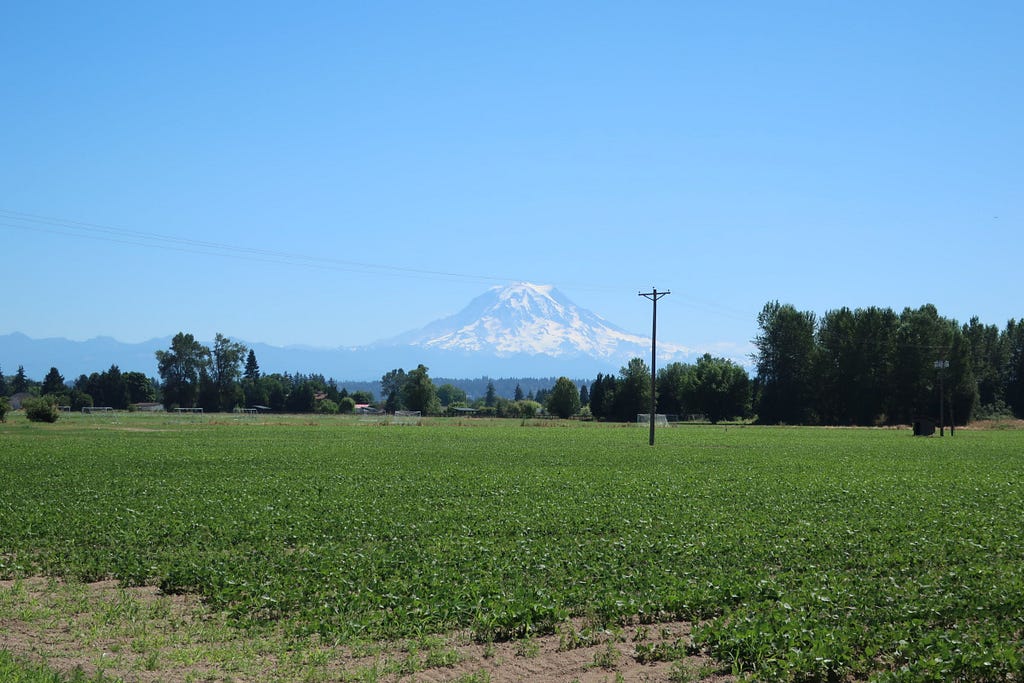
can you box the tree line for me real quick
[4,300,1022,424]
[753,301,1024,425]
[156,332,373,413]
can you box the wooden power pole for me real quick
[639,288,670,446]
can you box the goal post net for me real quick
[393,410,422,425]
[636,413,669,427]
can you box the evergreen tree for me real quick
[588,374,606,419]
[101,365,129,409]
[1002,319,1024,418]
[286,380,316,412]
[579,382,589,407]
[514,383,524,401]
[12,365,28,394]
[41,367,66,396]
[485,381,497,407]
[244,349,261,381]
[0,364,7,396]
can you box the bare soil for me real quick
[0,578,735,682]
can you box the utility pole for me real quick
[934,360,949,436]
[639,288,670,446]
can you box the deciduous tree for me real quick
[381,368,407,412]
[612,358,650,422]
[547,376,581,418]
[156,332,211,409]
[124,372,156,404]
[437,383,467,406]
[656,362,696,416]
[754,301,817,424]
[691,354,750,424]
[401,364,440,414]
[212,333,247,411]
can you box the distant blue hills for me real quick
[1,283,690,389]
[0,331,615,389]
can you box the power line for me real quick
[0,208,517,285]
[0,207,763,323]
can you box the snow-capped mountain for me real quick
[374,282,689,362]
[1,283,693,382]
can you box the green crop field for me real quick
[2,414,1023,681]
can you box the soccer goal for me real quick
[393,410,422,425]
[637,413,669,427]
[174,407,204,422]
[83,405,119,423]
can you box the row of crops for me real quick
[1,417,1022,680]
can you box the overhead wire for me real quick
[0,208,516,285]
[0,207,758,324]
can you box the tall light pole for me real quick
[639,288,670,446]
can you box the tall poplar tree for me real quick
[212,333,247,411]
[754,301,817,424]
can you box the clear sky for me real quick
[2,2,1020,364]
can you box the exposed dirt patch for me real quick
[0,578,735,682]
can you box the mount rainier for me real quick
[1,283,691,380]
[371,282,690,369]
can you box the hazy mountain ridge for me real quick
[1,283,692,381]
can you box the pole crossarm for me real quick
[639,288,671,446]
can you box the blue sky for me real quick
[2,2,1020,364]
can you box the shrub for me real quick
[316,399,339,415]
[515,400,543,418]
[0,396,9,423]
[24,397,60,423]
[338,397,356,414]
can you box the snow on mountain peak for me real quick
[375,282,689,361]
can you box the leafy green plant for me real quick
[2,419,1024,681]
